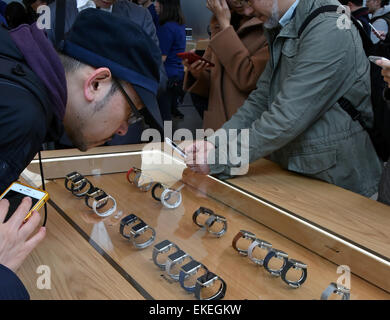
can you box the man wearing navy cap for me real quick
[0,9,162,299]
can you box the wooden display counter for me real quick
[19,144,389,300]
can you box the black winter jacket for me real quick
[0,26,62,194]
[0,25,62,299]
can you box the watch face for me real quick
[154,240,172,252]
[66,172,79,179]
[200,207,214,215]
[181,260,201,274]
[87,187,101,196]
[198,272,218,287]
[168,250,186,262]
[95,193,108,202]
[73,176,85,183]
[132,221,147,233]
[122,214,137,225]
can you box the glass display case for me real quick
[20,143,390,300]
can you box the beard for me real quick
[63,114,89,152]
[264,0,280,29]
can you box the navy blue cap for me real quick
[60,8,163,127]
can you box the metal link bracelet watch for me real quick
[152,240,181,270]
[192,207,227,237]
[165,250,192,281]
[120,214,156,249]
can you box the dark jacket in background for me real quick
[378,88,390,206]
[352,7,371,37]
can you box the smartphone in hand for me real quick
[368,55,390,66]
[177,52,215,67]
[165,137,187,159]
[0,182,49,223]
[369,23,386,41]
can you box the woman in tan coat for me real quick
[183,0,269,130]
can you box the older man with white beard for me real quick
[184,0,382,198]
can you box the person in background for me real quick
[367,0,390,43]
[374,58,390,206]
[23,0,53,24]
[340,0,371,36]
[183,0,269,130]
[0,0,7,26]
[155,0,186,120]
[184,0,382,199]
[136,0,158,26]
[5,2,29,29]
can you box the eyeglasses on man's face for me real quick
[114,79,146,127]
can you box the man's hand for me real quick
[376,58,390,87]
[184,140,216,175]
[0,197,46,272]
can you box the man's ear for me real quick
[83,67,112,102]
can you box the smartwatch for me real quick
[194,271,227,300]
[247,238,273,266]
[85,187,107,209]
[280,259,308,288]
[192,207,227,237]
[126,167,142,185]
[179,260,209,293]
[152,183,172,202]
[165,250,191,281]
[64,171,83,191]
[70,176,94,197]
[263,248,289,277]
[160,188,182,209]
[92,192,117,217]
[232,230,256,255]
[320,282,350,300]
[127,167,154,191]
[120,214,156,249]
[136,175,155,192]
[152,240,180,270]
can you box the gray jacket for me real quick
[210,0,382,197]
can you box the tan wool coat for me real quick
[184,16,269,130]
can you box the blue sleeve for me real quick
[148,4,159,28]
[157,24,174,56]
[0,264,30,300]
[0,13,7,27]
